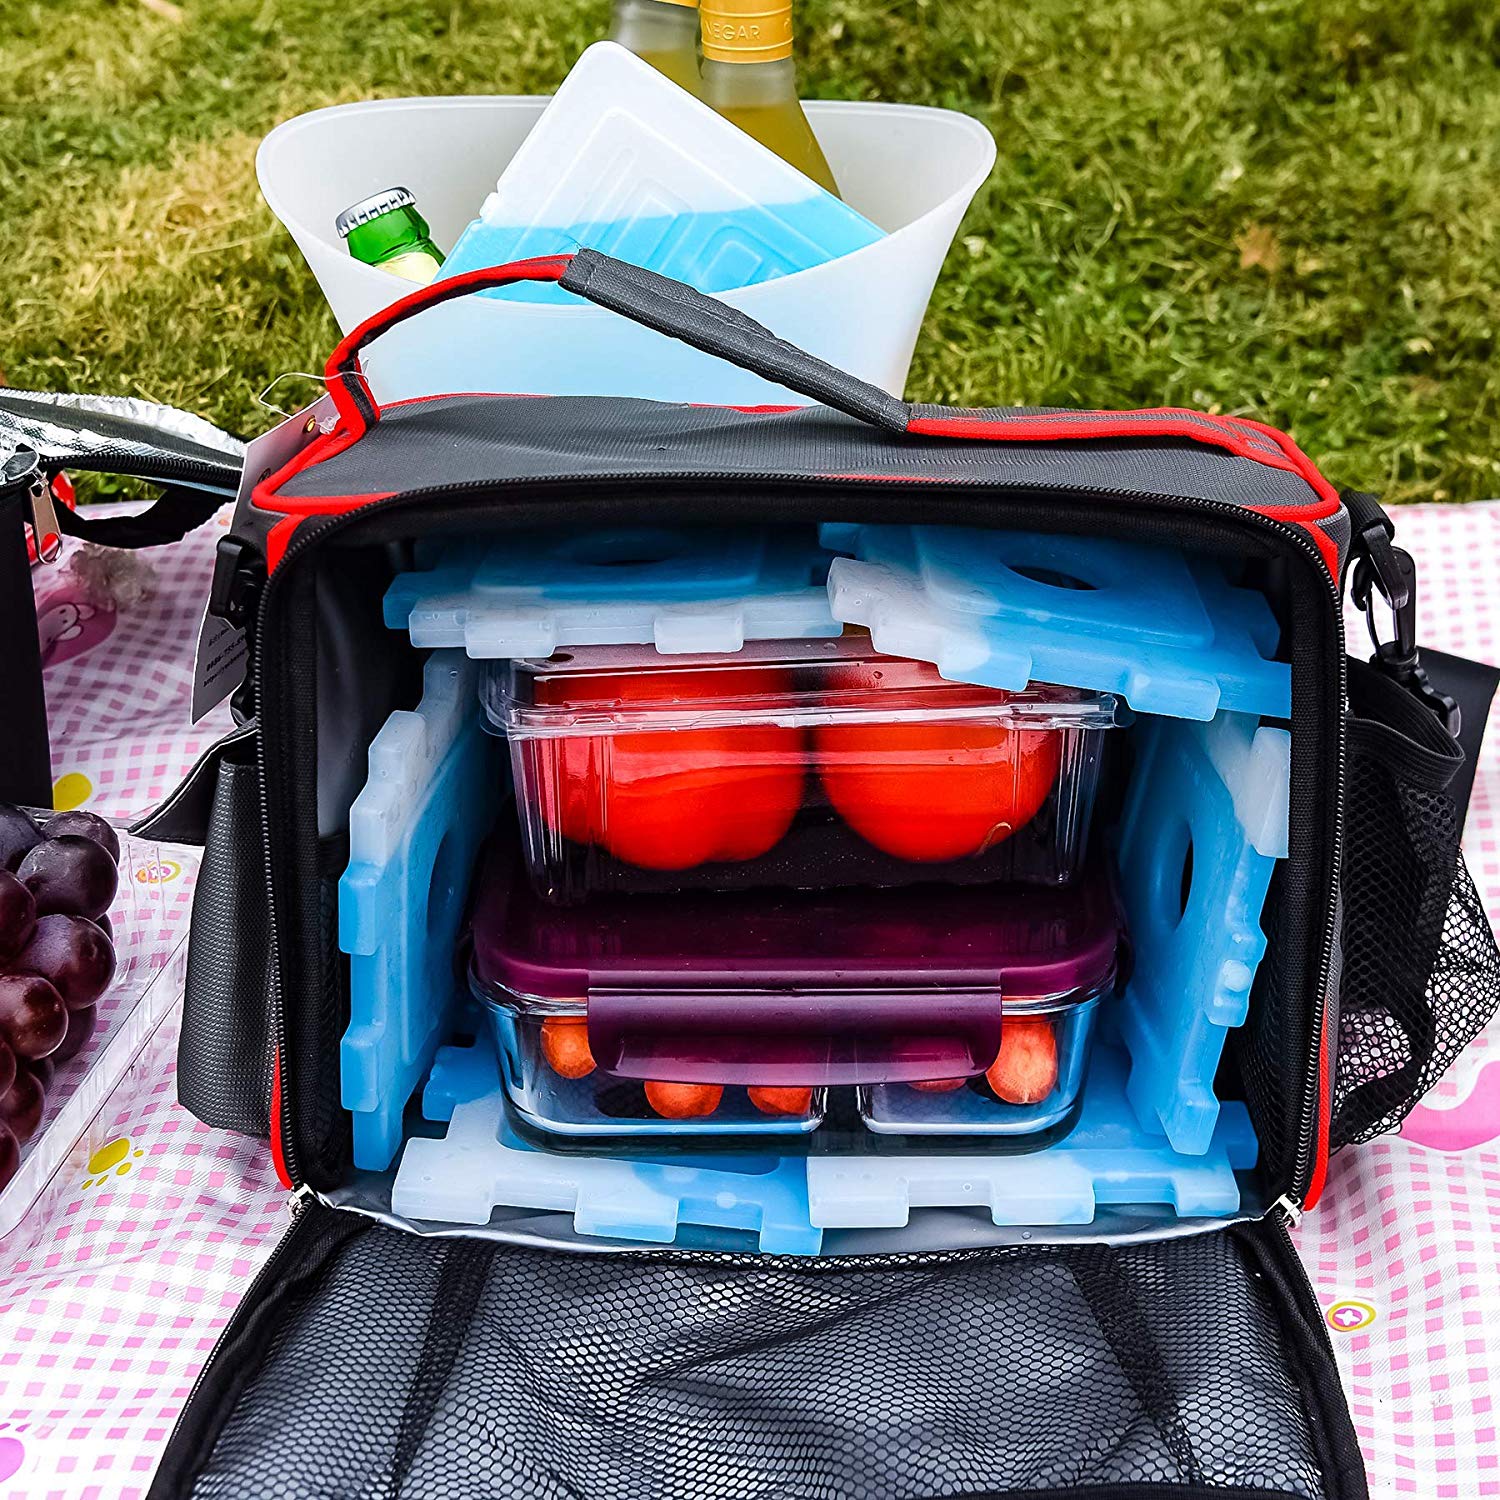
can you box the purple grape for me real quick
[42,811,120,864]
[15,914,115,1010]
[0,870,36,964]
[0,1067,45,1145]
[0,1125,17,1191]
[52,1004,97,1064]
[0,974,67,1060]
[17,836,118,920]
[0,806,41,873]
[0,1038,16,1101]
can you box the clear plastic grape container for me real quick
[483,638,1120,905]
[0,816,179,1241]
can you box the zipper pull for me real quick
[27,472,63,565]
[1274,1192,1304,1229]
[1,448,63,566]
[286,1183,315,1221]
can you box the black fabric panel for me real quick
[559,249,910,432]
[272,393,1329,517]
[151,1213,1364,1500]
[1420,647,1500,830]
[132,724,260,847]
[178,750,274,1138]
[0,487,51,805]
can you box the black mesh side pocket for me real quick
[1331,658,1500,1149]
[178,741,274,1138]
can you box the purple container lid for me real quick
[469,837,1119,1085]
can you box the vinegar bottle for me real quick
[698,0,839,196]
[611,0,703,95]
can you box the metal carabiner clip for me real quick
[1350,538,1461,739]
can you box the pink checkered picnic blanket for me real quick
[2,501,1496,1498]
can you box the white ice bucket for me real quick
[257,96,995,406]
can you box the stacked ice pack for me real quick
[343,520,1294,1249]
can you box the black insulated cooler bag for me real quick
[6,250,1498,1500]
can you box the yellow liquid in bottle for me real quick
[698,2,839,197]
[612,0,703,95]
[701,58,838,195]
[377,249,442,285]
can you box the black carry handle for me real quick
[324,248,911,435]
[55,486,231,550]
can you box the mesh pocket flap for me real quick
[1332,658,1500,1148]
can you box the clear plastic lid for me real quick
[485,637,1122,738]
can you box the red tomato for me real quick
[539,1016,596,1080]
[533,667,806,871]
[815,674,1061,862]
[747,1085,814,1116]
[986,1018,1059,1105]
[644,1080,723,1118]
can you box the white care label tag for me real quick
[190,394,338,723]
[191,612,250,723]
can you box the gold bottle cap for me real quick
[655,0,699,9]
[700,0,793,63]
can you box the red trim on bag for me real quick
[1244,503,1340,576]
[382,391,550,410]
[905,409,1343,575]
[324,256,575,435]
[366,394,802,416]
[270,1049,293,1190]
[907,408,1334,494]
[251,417,365,514]
[699,403,806,414]
[1303,1005,1335,1210]
[264,516,302,572]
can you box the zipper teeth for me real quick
[171,1191,313,1425]
[36,445,240,490]
[1272,1212,1352,1394]
[257,470,1346,1206]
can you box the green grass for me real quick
[2,0,1499,499]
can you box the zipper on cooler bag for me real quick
[247,470,1347,1214]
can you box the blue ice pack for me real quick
[435,45,884,307]
[823,524,1291,721]
[392,1039,823,1255]
[384,525,838,657]
[1115,712,1289,1155]
[806,1039,1258,1229]
[338,653,499,1171]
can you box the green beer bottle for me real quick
[335,187,445,285]
[611,0,703,94]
